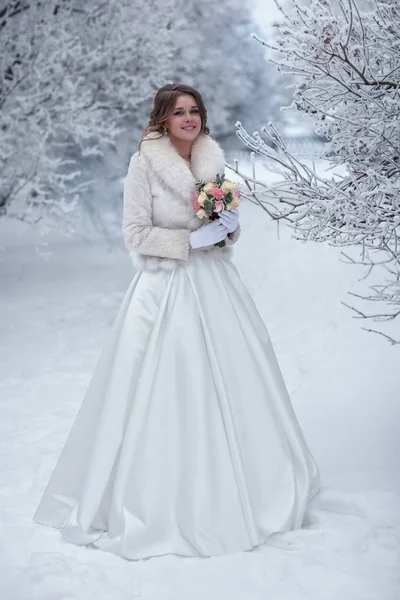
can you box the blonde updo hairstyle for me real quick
[138,83,210,153]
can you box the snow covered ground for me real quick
[1,171,399,598]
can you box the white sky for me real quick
[251,0,282,30]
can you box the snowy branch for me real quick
[236,0,400,339]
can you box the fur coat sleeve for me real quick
[123,153,192,261]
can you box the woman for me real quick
[33,83,320,560]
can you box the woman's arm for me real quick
[122,153,191,261]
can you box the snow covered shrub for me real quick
[235,0,400,340]
[0,0,175,230]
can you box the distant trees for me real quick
[169,0,291,139]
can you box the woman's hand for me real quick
[218,208,239,234]
[189,220,229,249]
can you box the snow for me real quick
[1,181,399,598]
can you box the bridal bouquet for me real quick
[192,173,241,247]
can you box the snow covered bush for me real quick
[234,0,400,340]
[0,0,175,230]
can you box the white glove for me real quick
[189,219,229,249]
[218,208,239,234]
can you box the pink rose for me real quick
[193,199,201,212]
[234,189,241,198]
[214,200,224,212]
[210,187,226,200]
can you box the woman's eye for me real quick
[174,109,199,115]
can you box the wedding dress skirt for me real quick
[33,251,320,560]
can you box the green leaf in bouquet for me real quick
[224,191,233,204]
[215,173,225,186]
[204,199,214,215]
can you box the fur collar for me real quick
[139,131,226,201]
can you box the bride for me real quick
[33,83,320,560]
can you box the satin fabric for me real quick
[33,252,320,560]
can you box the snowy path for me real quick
[1,202,399,599]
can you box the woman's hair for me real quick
[138,83,210,153]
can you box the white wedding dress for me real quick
[33,251,320,560]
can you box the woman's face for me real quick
[165,94,202,142]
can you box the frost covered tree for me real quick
[233,0,400,341]
[0,0,176,230]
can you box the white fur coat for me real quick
[122,130,241,271]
